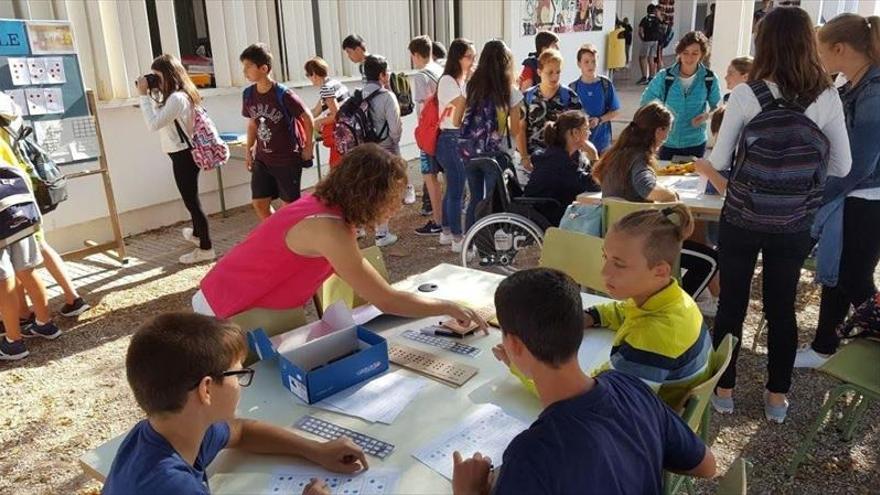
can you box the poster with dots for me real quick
[267,469,399,495]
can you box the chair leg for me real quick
[787,385,850,476]
[751,316,766,351]
[699,407,712,444]
[840,395,871,442]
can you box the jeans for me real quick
[713,219,814,393]
[659,143,707,161]
[169,149,212,250]
[812,197,880,354]
[436,130,466,235]
[464,157,502,231]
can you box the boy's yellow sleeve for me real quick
[509,363,538,397]
[594,301,626,331]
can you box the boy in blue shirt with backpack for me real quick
[240,43,314,221]
[570,44,621,154]
[453,268,716,495]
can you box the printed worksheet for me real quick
[313,370,429,424]
[43,88,63,113]
[24,88,47,115]
[8,58,30,85]
[44,57,65,84]
[266,467,399,495]
[27,57,50,84]
[412,404,529,480]
[4,90,28,116]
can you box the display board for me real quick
[0,19,99,164]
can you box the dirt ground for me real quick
[0,188,877,495]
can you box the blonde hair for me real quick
[611,204,694,268]
[538,48,563,70]
[818,13,880,65]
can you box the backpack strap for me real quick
[662,64,677,102]
[703,68,715,102]
[599,76,613,114]
[560,87,571,107]
[524,86,539,106]
[747,80,775,111]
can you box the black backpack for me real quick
[662,63,716,104]
[1,120,68,214]
[332,88,389,156]
[0,165,41,248]
[642,15,664,42]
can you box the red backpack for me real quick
[414,70,441,155]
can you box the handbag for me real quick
[558,203,603,236]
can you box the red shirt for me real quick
[241,83,306,166]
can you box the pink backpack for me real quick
[178,106,229,170]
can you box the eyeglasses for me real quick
[191,367,256,389]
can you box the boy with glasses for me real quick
[103,313,367,494]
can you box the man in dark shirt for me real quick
[451,268,717,495]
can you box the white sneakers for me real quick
[451,238,465,253]
[794,345,832,369]
[179,248,216,264]
[403,184,417,205]
[181,227,200,247]
[375,233,399,248]
[439,232,454,245]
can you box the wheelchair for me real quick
[459,155,561,274]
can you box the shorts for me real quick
[0,235,42,281]
[251,159,303,203]
[640,41,659,57]
[420,152,442,175]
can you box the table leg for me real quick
[217,167,227,218]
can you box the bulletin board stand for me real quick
[60,89,128,265]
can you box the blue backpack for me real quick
[459,99,507,160]
[723,80,830,233]
[243,83,311,167]
[0,165,40,248]
[568,76,613,115]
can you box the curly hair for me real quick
[313,144,407,227]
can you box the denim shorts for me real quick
[420,152,442,174]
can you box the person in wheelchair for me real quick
[523,110,601,226]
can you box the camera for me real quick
[136,73,160,89]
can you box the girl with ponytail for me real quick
[523,110,600,225]
[796,13,880,369]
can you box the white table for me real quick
[80,264,616,493]
[577,175,725,221]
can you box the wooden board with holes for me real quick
[388,343,479,387]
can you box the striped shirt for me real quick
[319,78,349,103]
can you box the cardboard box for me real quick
[248,302,389,404]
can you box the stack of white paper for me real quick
[412,404,529,480]
[313,370,429,424]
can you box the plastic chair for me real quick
[787,338,880,476]
[314,245,388,317]
[539,227,606,293]
[230,306,307,366]
[716,457,750,495]
[602,197,681,236]
[664,334,737,495]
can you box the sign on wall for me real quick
[522,0,604,35]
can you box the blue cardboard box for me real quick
[248,302,389,404]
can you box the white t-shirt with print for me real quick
[438,74,466,130]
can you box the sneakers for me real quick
[764,392,790,424]
[637,77,649,85]
[710,393,734,414]
[419,206,433,217]
[451,238,465,253]
[695,291,718,317]
[403,185,417,205]
[0,338,28,361]
[60,297,90,317]
[0,313,35,336]
[794,345,832,369]
[179,248,216,265]
[182,227,200,247]
[439,232,454,245]
[21,321,62,340]
[375,233,398,248]
[415,221,442,236]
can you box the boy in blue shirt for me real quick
[452,268,716,495]
[569,43,621,154]
[103,313,367,495]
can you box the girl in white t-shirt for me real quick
[694,7,852,424]
[435,38,476,252]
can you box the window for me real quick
[146,0,216,88]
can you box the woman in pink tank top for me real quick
[197,144,482,326]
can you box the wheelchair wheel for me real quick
[460,213,544,275]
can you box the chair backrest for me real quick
[679,334,737,432]
[315,245,388,315]
[715,457,749,495]
[602,197,680,236]
[539,227,606,293]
